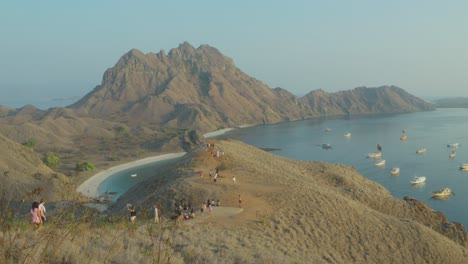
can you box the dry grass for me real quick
[2,139,468,263]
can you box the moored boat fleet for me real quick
[363,132,463,200]
[323,126,463,200]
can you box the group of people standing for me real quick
[126,202,160,226]
[30,199,46,228]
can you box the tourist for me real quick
[216,199,220,206]
[30,201,41,227]
[202,203,207,215]
[153,203,159,224]
[214,172,218,183]
[128,205,136,225]
[208,203,212,215]
[38,199,47,223]
[209,170,212,179]
[238,195,242,208]
[232,176,236,184]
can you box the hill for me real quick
[0,133,77,202]
[0,43,435,177]
[2,139,467,263]
[433,97,468,108]
[69,42,434,132]
[91,140,468,262]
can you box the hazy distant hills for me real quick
[70,42,434,132]
[433,97,468,108]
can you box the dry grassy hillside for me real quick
[0,133,77,202]
[107,139,468,263]
[2,139,468,263]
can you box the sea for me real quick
[215,108,468,228]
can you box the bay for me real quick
[219,108,468,227]
[97,157,182,202]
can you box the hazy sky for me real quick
[1,1,467,107]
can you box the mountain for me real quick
[0,42,435,174]
[70,42,434,133]
[433,97,468,108]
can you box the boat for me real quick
[431,187,453,198]
[321,143,332,149]
[131,173,137,177]
[400,135,408,140]
[324,128,332,132]
[367,152,382,159]
[344,132,351,138]
[375,160,386,166]
[390,167,400,175]
[416,148,426,154]
[410,176,426,184]
[447,143,460,148]
[459,164,468,170]
[449,151,456,159]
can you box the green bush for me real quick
[43,152,60,168]
[75,161,96,171]
[22,139,37,148]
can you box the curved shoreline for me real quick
[77,152,186,199]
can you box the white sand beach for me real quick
[77,152,186,199]
[203,128,236,138]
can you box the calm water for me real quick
[98,158,182,202]
[219,108,468,227]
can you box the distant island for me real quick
[433,97,468,108]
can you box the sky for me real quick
[1,1,468,108]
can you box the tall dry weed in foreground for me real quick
[1,195,183,264]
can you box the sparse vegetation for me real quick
[43,152,60,168]
[22,139,37,148]
[75,161,96,171]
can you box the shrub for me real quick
[75,161,96,171]
[43,152,60,168]
[22,139,37,148]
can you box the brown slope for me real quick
[0,133,76,202]
[111,139,467,263]
[69,42,308,132]
[300,86,434,116]
[70,43,434,134]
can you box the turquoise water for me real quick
[98,158,182,202]
[219,108,468,227]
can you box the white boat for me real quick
[131,173,137,177]
[447,143,460,148]
[375,160,386,166]
[367,152,382,159]
[390,167,400,175]
[459,164,468,170]
[449,151,456,159]
[416,148,426,154]
[410,176,426,184]
[400,135,408,141]
[431,187,453,198]
[321,143,332,149]
[344,132,351,138]
[324,128,332,132]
